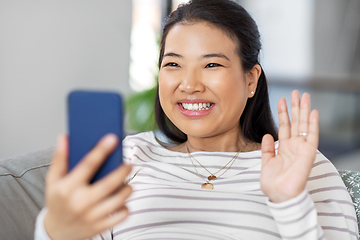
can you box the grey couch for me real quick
[0,148,54,240]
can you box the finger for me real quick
[277,98,291,140]
[290,90,300,136]
[298,93,311,136]
[307,109,319,148]
[87,185,132,222]
[46,134,69,186]
[67,134,119,184]
[88,164,132,204]
[261,134,275,166]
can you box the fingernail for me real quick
[103,134,118,146]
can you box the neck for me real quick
[165,126,261,153]
[186,127,248,153]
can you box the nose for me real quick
[178,68,205,94]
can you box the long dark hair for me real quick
[155,0,278,143]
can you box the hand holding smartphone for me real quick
[68,90,124,183]
[41,90,130,240]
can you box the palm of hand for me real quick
[260,91,319,203]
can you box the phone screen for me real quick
[68,90,123,183]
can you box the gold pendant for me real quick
[208,175,217,181]
[201,183,214,189]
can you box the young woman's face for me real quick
[158,21,256,139]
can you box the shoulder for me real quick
[311,150,338,173]
[123,131,158,148]
[124,131,178,149]
[123,131,168,162]
[123,131,185,165]
[306,150,343,182]
[306,150,348,195]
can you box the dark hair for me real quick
[155,0,278,143]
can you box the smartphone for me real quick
[68,90,123,183]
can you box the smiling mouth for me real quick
[180,102,214,111]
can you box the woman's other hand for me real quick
[44,134,132,240]
[260,90,319,203]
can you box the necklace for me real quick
[186,145,240,189]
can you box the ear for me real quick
[246,64,261,98]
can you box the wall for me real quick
[238,0,314,79]
[314,0,360,77]
[0,1,132,159]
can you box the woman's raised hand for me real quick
[260,90,319,203]
[44,134,132,240]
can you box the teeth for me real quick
[181,103,212,111]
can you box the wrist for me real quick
[35,208,53,240]
[267,189,308,207]
[44,211,62,240]
[267,188,305,203]
[44,212,55,240]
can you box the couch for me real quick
[0,148,53,240]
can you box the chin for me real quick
[180,128,217,139]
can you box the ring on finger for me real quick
[299,132,307,136]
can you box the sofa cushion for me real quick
[338,169,360,236]
[0,148,53,240]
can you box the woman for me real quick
[35,0,358,239]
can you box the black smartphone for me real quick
[68,90,123,183]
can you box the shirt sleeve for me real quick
[267,152,359,240]
[34,208,52,240]
[34,208,113,240]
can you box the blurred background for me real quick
[1,0,359,170]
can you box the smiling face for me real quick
[158,21,258,141]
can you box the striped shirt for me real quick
[35,131,359,239]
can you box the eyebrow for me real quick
[202,53,230,61]
[163,52,230,61]
[163,52,183,58]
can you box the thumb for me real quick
[261,134,275,166]
[46,134,69,186]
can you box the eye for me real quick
[163,62,180,68]
[205,63,223,68]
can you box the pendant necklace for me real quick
[186,145,241,189]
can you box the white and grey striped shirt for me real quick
[35,131,359,239]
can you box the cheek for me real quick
[158,71,176,109]
[217,81,249,116]
[158,78,166,110]
[211,74,247,101]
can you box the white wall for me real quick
[0,1,132,159]
[239,0,314,80]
